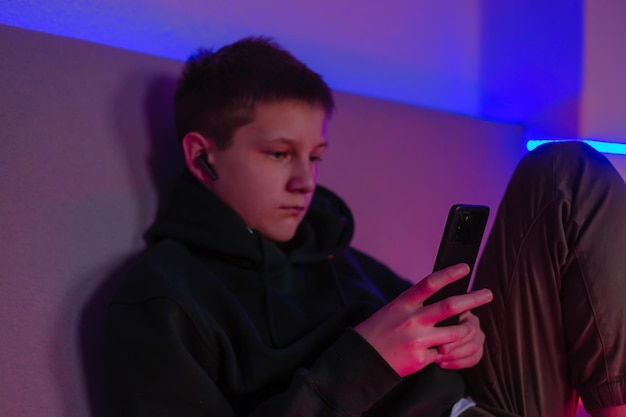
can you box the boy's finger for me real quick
[401,263,470,304]
[419,289,493,326]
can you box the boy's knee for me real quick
[553,141,603,160]
[527,141,599,166]
[522,141,616,181]
[504,141,625,207]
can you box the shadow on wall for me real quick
[78,74,185,417]
[145,76,187,216]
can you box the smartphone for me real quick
[423,204,489,326]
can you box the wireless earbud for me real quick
[194,154,219,180]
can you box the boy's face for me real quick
[209,100,329,242]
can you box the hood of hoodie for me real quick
[146,171,355,268]
[145,172,356,348]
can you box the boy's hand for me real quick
[354,264,492,377]
[435,311,485,369]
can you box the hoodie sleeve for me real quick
[253,329,402,416]
[105,296,402,417]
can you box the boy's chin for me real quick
[264,224,300,244]
[267,230,297,243]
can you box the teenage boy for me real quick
[105,37,626,417]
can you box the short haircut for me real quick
[174,36,335,149]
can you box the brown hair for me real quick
[174,36,335,148]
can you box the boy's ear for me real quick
[182,132,217,182]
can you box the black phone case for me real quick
[423,204,489,326]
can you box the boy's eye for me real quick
[310,155,323,163]
[268,151,288,160]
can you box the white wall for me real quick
[0,0,483,115]
[580,0,626,179]
[477,0,584,139]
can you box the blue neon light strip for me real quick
[527,139,626,155]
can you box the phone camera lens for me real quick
[454,212,472,243]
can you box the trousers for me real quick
[460,142,626,417]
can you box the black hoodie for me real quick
[105,172,465,416]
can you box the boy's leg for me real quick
[462,142,626,417]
